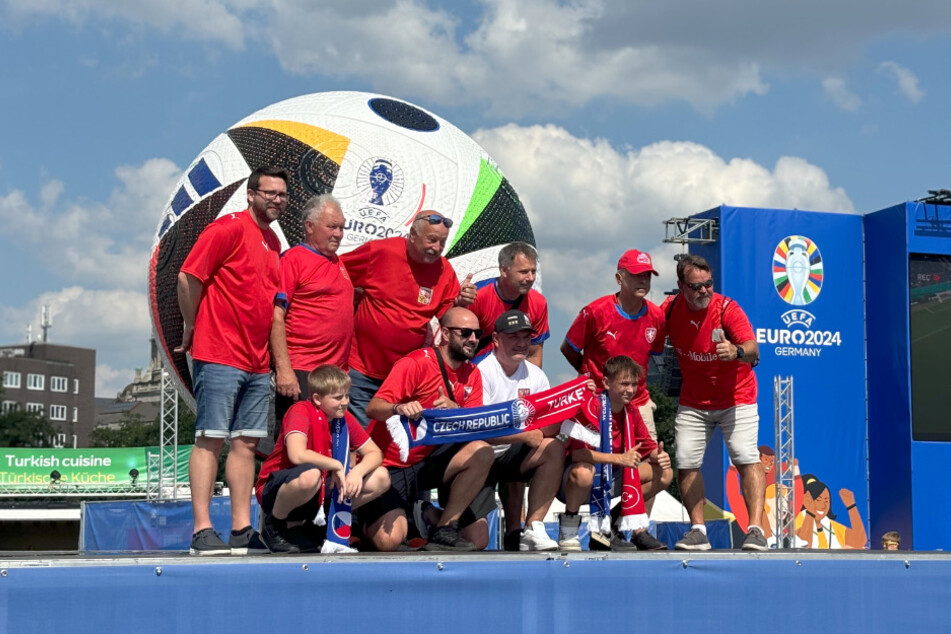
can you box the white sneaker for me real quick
[519,521,558,552]
[558,514,582,552]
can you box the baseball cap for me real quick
[494,310,534,334]
[618,249,659,276]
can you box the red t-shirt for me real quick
[563,295,664,406]
[281,244,354,372]
[368,348,483,468]
[341,237,460,379]
[658,293,757,409]
[180,209,284,373]
[255,400,370,503]
[470,280,550,362]
[568,394,656,456]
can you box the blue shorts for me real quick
[193,360,270,439]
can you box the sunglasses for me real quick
[685,279,714,291]
[446,326,482,339]
[418,214,453,228]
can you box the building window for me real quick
[49,405,67,421]
[26,403,43,414]
[72,407,78,422]
[1,401,18,414]
[2,372,21,389]
[51,376,68,392]
[73,378,79,394]
[26,374,44,391]
[53,433,66,448]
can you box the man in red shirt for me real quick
[176,166,288,556]
[659,254,767,551]
[359,307,494,551]
[561,249,665,440]
[470,241,550,367]
[270,194,353,433]
[341,211,477,427]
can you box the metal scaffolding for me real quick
[151,368,180,501]
[773,375,796,548]
[662,216,719,246]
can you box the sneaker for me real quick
[261,518,301,554]
[503,530,521,552]
[424,522,477,551]
[286,523,324,553]
[228,526,270,555]
[631,530,668,551]
[412,500,435,540]
[742,526,768,552]
[590,531,638,552]
[588,530,612,550]
[519,521,557,552]
[189,528,231,556]
[558,515,582,552]
[674,528,711,551]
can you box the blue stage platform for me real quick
[1,550,947,633]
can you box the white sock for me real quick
[748,525,763,534]
[691,524,707,536]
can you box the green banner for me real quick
[0,446,192,491]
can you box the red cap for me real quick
[618,249,659,276]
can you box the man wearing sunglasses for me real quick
[341,211,478,428]
[361,307,494,551]
[176,166,289,556]
[659,254,766,552]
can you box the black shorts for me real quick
[359,443,463,528]
[488,443,535,485]
[261,464,323,522]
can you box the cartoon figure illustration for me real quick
[794,474,867,549]
[727,445,803,546]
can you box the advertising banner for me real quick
[0,446,191,493]
[707,206,869,548]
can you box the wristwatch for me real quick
[735,344,745,360]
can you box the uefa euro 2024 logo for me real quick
[773,235,823,306]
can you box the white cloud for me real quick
[878,61,925,103]
[473,123,854,314]
[96,363,136,400]
[0,158,181,290]
[822,77,862,111]
[2,0,246,49]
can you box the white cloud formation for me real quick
[0,158,180,290]
[878,61,925,103]
[472,124,854,315]
[822,77,862,111]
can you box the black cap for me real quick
[494,310,534,334]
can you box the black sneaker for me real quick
[189,528,231,556]
[589,531,611,551]
[423,522,476,551]
[286,522,325,553]
[742,526,768,552]
[503,529,521,552]
[261,518,301,554]
[631,530,668,551]
[229,526,270,555]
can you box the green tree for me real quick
[0,409,60,447]
[647,383,681,502]
[89,413,159,448]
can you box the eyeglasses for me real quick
[685,279,714,291]
[418,214,453,228]
[253,189,289,201]
[446,326,482,339]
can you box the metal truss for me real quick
[774,375,796,549]
[662,217,719,245]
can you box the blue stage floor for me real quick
[1,550,948,633]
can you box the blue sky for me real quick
[1,0,948,397]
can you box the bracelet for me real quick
[392,403,400,416]
[846,504,856,510]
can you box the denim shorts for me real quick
[193,360,270,439]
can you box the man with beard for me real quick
[270,194,352,434]
[360,307,494,551]
[470,242,549,367]
[659,254,767,552]
[341,211,477,427]
[176,166,288,556]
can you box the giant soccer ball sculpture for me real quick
[150,91,536,407]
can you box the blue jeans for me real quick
[193,360,269,438]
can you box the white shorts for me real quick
[674,404,759,469]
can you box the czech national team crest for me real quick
[645,327,657,344]
[773,235,823,306]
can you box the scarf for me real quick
[320,416,355,554]
[386,377,589,462]
[561,395,649,534]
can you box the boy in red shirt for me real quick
[256,365,390,553]
[560,355,672,551]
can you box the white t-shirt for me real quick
[477,353,551,456]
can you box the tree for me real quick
[647,383,681,502]
[0,409,60,447]
[89,413,159,448]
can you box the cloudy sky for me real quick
[1,0,949,396]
